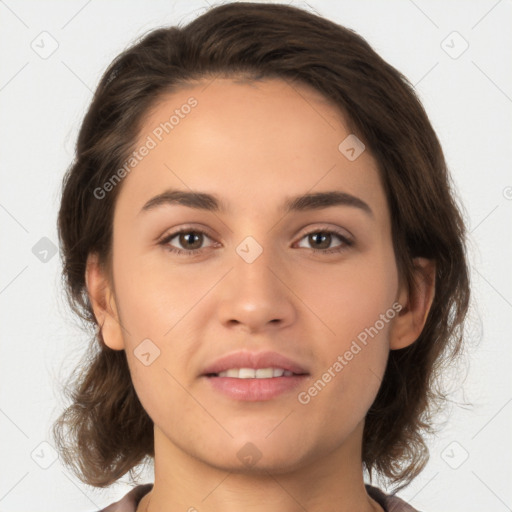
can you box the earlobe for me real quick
[85,253,125,351]
[389,257,436,350]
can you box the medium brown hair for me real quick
[53,1,470,490]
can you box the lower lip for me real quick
[205,375,308,401]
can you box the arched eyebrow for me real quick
[139,188,373,217]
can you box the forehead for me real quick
[117,77,386,219]
[141,77,347,150]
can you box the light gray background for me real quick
[1,1,511,511]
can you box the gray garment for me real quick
[98,483,420,512]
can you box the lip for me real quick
[201,350,310,402]
[206,374,308,401]
[201,350,309,376]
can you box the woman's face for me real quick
[102,78,405,472]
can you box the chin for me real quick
[201,435,317,475]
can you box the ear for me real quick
[85,252,125,350]
[389,257,436,350]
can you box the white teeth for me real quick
[238,368,255,379]
[255,368,273,378]
[216,367,294,379]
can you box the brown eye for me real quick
[159,229,215,256]
[296,229,353,254]
[178,232,204,250]
[308,232,333,250]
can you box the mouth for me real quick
[206,367,303,379]
[201,351,310,401]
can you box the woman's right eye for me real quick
[159,229,216,256]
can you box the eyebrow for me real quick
[139,188,373,217]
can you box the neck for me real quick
[139,421,383,512]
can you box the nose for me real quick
[215,247,297,334]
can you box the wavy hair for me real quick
[53,1,470,490]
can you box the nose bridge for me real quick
[216,234,296,331]
[233,234,284,302]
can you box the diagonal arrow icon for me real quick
[134,338,161,366]
[339,134,365,161]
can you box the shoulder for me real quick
[366,484,422,512]
[97,484,153,512]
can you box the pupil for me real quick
[311,232,329,249]
[181,232,201,249]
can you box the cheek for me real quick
[126,356,192,440]
[298,248,399,342]
[112,246,211,343]
[295,249,398,410]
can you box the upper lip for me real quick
[201,350,309,376]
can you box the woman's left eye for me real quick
[158,228,353,256]
[295,230,353,254]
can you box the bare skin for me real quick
[86,77,435,512]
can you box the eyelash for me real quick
[158,226,354,257]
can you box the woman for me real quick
[54,3,469,511]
